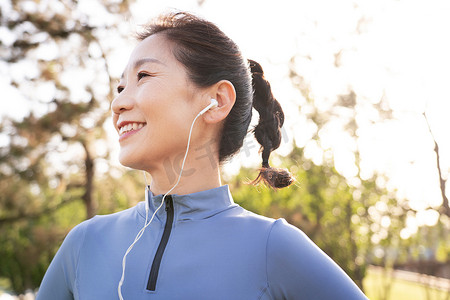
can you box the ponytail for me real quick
[248,59,294,189]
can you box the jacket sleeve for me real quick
[36,220,88,300]
[266,219,368,300]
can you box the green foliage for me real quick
[0,216,68,293]
[230,145,408,290]
[0,0,135,294]
[0,167,142,293]
[0,168,84,293]
[435,216,450,263]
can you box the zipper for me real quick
[147,195,174,291]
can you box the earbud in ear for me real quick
[210,98,218,108]
[198,99,218,116]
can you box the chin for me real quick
[118,151,143,170]
[118,148,159,172]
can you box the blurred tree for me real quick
[284,53,411,289]
[285,9,450,293]
[0,0,135,294]
[230,143,408,291]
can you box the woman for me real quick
[37,11,368,300]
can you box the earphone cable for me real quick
[118,111,203,300]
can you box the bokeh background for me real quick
[1,0,449,299]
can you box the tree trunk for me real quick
[82,140,95,219]
[423,113,449,217]
[434,141,450,217]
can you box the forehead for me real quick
[131,34,172,59]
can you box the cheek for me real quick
[146,108,195,155]
[136,83,200,140]
[137,92,193,126]
[111,117,121,136]
[112,113,118,127]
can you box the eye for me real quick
[117,86,124,93]
[137,72,151,81]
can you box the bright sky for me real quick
[1,0,449,234]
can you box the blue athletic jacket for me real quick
[37,185,368,299]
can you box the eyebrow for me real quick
[120,57,166,79]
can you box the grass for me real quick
[364,268,450,300]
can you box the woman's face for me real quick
[111,34,208,171]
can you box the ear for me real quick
[202,80,236,124]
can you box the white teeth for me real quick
[118,122,145,135]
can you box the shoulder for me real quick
[266,218,368,299]
[81,202,144,232]
[265,218,325,275]
[60,203,144,253]
[266,218,337,275]
[37,218,92,298]
[37,205,142,299]
[267,218,316,256]
[61,218,90,253]
[225,205,278,233]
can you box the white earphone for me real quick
[198,98,218,116]
[118,99,218,300]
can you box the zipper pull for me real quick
[164,195,173,212]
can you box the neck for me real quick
[147,153,222,196]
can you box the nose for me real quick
[111,90,134,114]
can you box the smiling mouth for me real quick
[118,122,146,136]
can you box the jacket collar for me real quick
[145,184,236,222]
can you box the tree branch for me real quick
[0,196,77,225]
[423,112,449,217]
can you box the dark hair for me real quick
[137,12,294,188]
